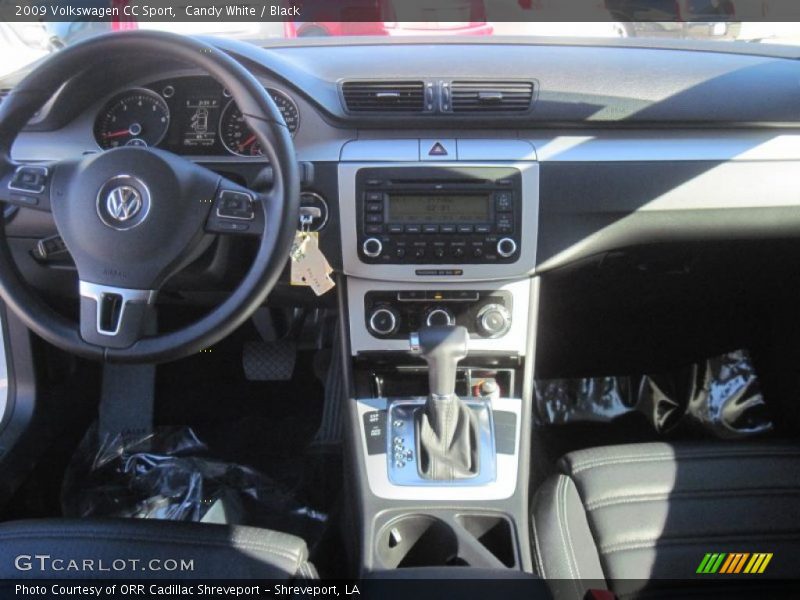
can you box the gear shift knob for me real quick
[410,325,469,398]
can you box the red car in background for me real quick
[285,0,492,37]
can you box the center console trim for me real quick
[356,396,521,501]
[347,278,531,355]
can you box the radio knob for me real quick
[497,238,517,258]
[363,237,383,258]
[476,303,511,338]
[425,307,455,328]
[368,306,399,337]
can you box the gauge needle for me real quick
[103,129,132,139]
[238,134,256,152]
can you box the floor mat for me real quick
[154,324,336,528]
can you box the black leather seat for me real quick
[531,442,800,596]
[0,519,316,579]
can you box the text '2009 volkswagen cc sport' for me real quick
[0,3,799,599]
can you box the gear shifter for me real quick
[410,325,479,480]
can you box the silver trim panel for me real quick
[387,397,497,486]
[347,278,530,356]
[357,396,521,501]
[79,281,156,337]
[529,131,800,162]
[338,162,538,283]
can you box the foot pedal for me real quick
[243,340,297,381]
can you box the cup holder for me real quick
[377,515,463,569]
[375,513,518,570]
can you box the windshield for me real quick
[2,0,800,78]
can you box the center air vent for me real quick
[342,81,426,113]
[449,81,534,113]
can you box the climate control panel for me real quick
[364,290,512,340]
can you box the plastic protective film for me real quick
[534,349,773,439]
[62,426,326,530]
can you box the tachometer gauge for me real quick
[94,88,170,150]
[219,89,299,157]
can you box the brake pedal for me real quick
[242,340,297,381]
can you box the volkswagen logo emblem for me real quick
[96,175,151,230]
[106,186,142,222]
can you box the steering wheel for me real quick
[0,31,300,363]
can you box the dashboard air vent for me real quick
[450,81,534,113]
[342,81,425,113]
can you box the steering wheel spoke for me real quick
[79,281,157,349]
[204,181,266,236]
[0,159,54,212]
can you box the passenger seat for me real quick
[531,442,800,597]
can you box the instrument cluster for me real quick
[93,76,299,157]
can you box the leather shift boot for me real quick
[416,395,479,480]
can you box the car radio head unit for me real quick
[356,166,522,265]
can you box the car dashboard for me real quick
[4,34,800,578]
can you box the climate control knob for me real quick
[425,307,455,328]
[368,306,399,337]
[476,303,511,338]
[363,237,383,258]
[497,238,517,258]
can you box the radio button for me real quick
[398,291,425,301]
[440,225,456,234]
[365,191,384,202]
[366,203,383,213]
[423,224,439,234]
[405,225,422,234]
[363,238,383,258]
[497,238,518,258]
[457,225,473,234]
[365,225,383,234]
[366,213,383,224]
[475,225,491,234]
[495,192,513,212]
[496,215,513,234]
[388,224,404,234]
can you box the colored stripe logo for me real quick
[696,553,773,574]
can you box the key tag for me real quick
[290,216,335,296]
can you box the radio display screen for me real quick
[387,194,490,223]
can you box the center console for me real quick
[337,143,539,578]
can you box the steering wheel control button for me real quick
[96,175,151,231]
[9,165,48,194]
[216,190,255,220]
[497,237,518,258]
[363,237,383,258]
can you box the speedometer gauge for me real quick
[219,88,299,157]
[94,88,170,150]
